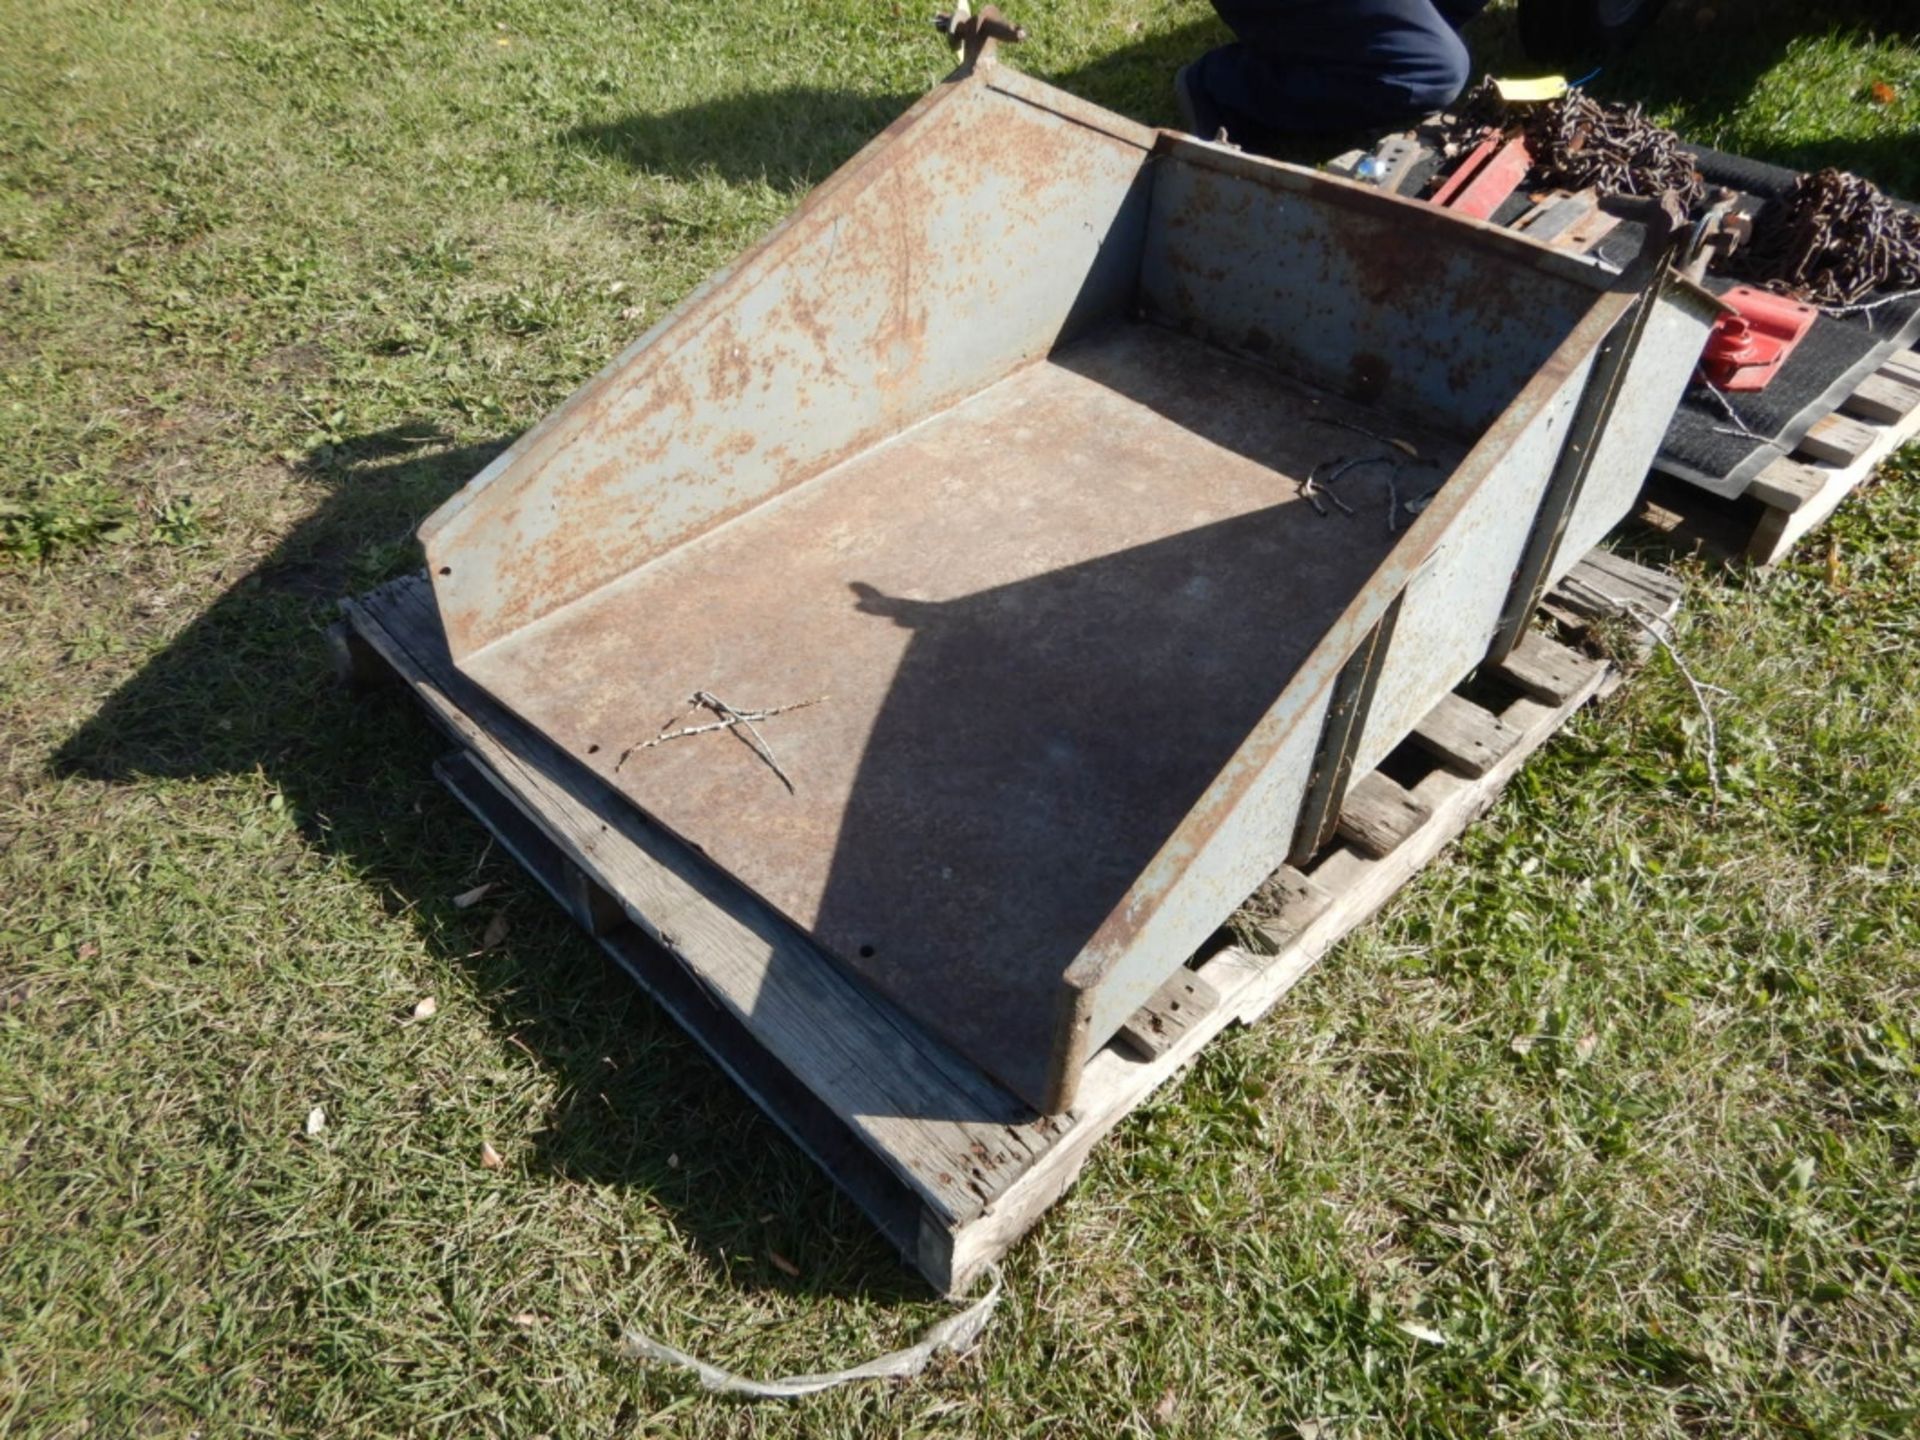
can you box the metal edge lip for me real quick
[1148,131,1624,292]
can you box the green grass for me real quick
[2,0,1918,1434]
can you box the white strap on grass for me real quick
[619,1265,1003,1399]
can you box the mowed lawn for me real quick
[2,1,1918,1435]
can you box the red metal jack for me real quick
[1698,286,1818,392]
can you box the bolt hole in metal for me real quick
[859,945,876,958]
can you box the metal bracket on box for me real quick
[1488,222,1680,663]
[1288,592,1405,866]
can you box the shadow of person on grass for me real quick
[562,17,1233,183]
[568,85,915,191]
[54,424,923,1301]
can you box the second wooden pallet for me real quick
[1647,343,1920,564]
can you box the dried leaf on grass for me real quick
[479,1140,504,1170]
[305,1106,326,1137]
[453,883,493,910]
[410,995,437,1020]
[767,1250,801,1278]
[480,912,510,950]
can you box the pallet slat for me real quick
[1252,867,1333,950]
[1494,628,1605,703]
[1746,456,1829,513]
[1840,370,1920,426]
[1413,691,1524,777]
[1880,350,1920,389]
[1552,549,1685,624]
[1336,771,1432,857]
[1797,411,1878,467]
[1116,970,1221,1061]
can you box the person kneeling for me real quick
[1175,0,1488,145]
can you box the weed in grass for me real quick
[0,483,136,563]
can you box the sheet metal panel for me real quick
[422,76,1155,661]
[1351,364,1590,779]
[1058,148,1636,1092]
[457,328,1457,1111]
[1556,279,1722,567]
[1138,137,1606,438]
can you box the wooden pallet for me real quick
[333,549,1680,1295]
[1646,342,1920,565]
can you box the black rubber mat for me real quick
[1687,144,1799,203]
[1657,147,1920,497]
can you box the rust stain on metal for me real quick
[612,367,694,439]
[782,291,839,369]
[704,321,755,402]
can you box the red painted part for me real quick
[1698,285,1819,392]
[1429,134,1533,220]
[1428,135,1498,208]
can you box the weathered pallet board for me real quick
[337,549,1680,1294]
[1647,341,1920,565]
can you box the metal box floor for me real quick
[460,322,1467,1106]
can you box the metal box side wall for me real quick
[1051,679,1331,1084]
[1553,280,1722,570]
[1136,139,1608,439]
[1348,359,1593,781]
[1053,276,1635,1106]
[419,73,1155,662]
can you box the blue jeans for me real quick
[1193,0,1489,136]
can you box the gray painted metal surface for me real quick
[419,63,1714,1113]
